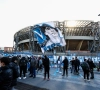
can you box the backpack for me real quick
[81,62,89,70]
[20,59,27,66]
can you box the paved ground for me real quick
[15,82,49,90]
[16,67,100,90]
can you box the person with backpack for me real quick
[9,56,19,90]
[0,57,13,90]
[19,57,27,79]
[81,59,90,81]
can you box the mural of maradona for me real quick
[33,22,66,53]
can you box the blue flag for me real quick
[33,22,66,53]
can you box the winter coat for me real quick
[62,58,69,67]
[30,57,37,68]
[75,59,80,66]
[89,61,95,69]
[19,57,27,67]
[0,66,13,90]
[43,56,50,68]
[81,61,90,71]
[9,62,19,86]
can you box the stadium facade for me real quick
[13,20,100,56]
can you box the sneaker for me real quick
[87,79,90,81]
[18,77,21,79]
[23,77,26,79]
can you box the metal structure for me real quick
[13,20,100,56]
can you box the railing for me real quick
[31,50,97,56]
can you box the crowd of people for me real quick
[0,54,99,90]
[0,54,51,90]
[70,57,96,81]
[0,56,19,90]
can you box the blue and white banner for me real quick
[33,22,66,53]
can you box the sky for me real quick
[0,0,100,47]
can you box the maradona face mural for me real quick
[33,22,66,53]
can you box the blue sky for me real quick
[0,0,100,47]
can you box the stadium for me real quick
[13,20,100,56]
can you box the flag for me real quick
[33,22,66,53]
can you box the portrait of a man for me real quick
[33,22,66,53]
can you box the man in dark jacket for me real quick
[62,57,69,76]
[0,57,13,90]
[9,56,19,90]
[70,57,75,73]
[81,59,90,81]
[19,57,27,79]
[43,55,50,81]
[87,58,95,79]
[29,56,37,78]
[74,56,80,74]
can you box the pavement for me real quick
[17,67,100,90]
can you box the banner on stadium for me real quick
[33,22,66,53]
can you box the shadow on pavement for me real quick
[15,82,49,90]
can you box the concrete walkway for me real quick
[17,67,100,90]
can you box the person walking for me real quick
[87,58,95,79]
[62,57,69,76]
[81,59,90,81]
